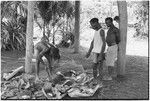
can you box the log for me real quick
[3,66,24,80]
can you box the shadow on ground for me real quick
[1,48,149,99]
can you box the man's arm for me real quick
[86,40,93,58]
[115,28,120,44]
[100,29,106,54]
[88,40,94,53]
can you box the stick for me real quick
[4,66,24,80]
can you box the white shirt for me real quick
[92,28,103,53]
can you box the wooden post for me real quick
[74,1,80,53]
[25,1,35,73]
[117,1,128,75]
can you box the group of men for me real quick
[33,16,120,83]
[86,16,120,81]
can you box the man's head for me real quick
[105,17,113,27]
[114,16,119,23]
[90,18,101,30]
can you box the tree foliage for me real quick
[131,1,149,38]
[1,1,27,50]
[36,1,75,44]
[1,1,148,50]
[1,1,75,50]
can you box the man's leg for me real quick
[112,59,118,77]
[45,55,53,81]
[108,66,114,77]
[106,45,118,80]
[35,59,40,81]
[98,60,103,80]
[34,49,41,82]
[104,47,113,80]
[97,53,105,80]
[93,63,98,78]
[92,53,98,79]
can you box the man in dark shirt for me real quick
[104,17,120,80]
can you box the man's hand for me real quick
[85,52,90,58]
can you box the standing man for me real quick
[105,17,120,80]
[86,18,106,81]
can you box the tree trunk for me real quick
[25,1,35,73]
[117,1,128,75]
[74,1,80,53]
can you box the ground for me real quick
[1,28,148,99]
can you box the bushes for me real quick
[1,18,26,50]
[1,1,27,50]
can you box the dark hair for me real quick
[90,18,99,23]
[105,17,113,22]
[114,16,119,21]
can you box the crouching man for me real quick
[33,37,60,82]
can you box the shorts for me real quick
[105,44,118,66]
[93,52,105,63]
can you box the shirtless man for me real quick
[105,17,120,80]
[34,37,60,82]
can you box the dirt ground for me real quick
[1,47,149,100]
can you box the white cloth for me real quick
[105,44,118,66]
[92,28,103,53]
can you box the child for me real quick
[86,18,106,81]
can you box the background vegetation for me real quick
[1,1,149,51]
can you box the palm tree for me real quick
[36,1,52,37]
[1,1,27,50]
[25,1,35,73]
[37,1,74,43]
[117,1,128,75]
[74,1,80,53]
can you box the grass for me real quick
[1,28,148,99]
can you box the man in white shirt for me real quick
[86,18,106,81]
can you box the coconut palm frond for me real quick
[37,1,52,24]
[1,1,27,50]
